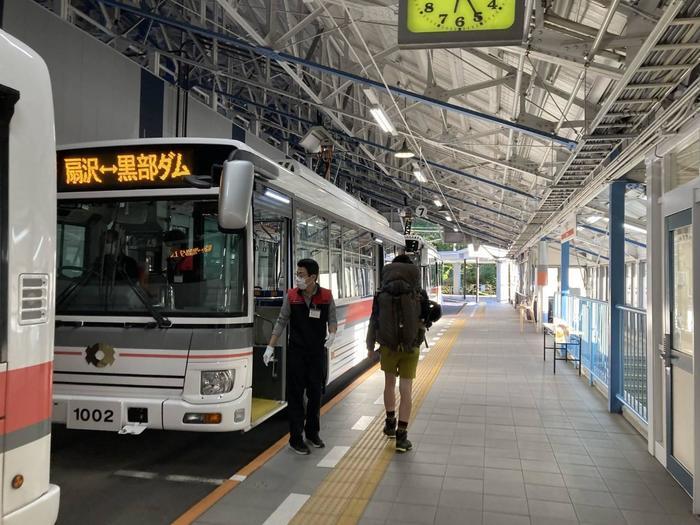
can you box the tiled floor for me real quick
[360,303,697,525]
[196,302,697,525]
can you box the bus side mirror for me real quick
[218,160,254,231]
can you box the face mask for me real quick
[296,276,308,290]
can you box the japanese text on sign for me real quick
[169,244,213,259]
[63,151,192,186]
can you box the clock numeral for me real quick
[424,2,434,12]
[455,16,465,27]
[438,13,448,25]
[473,11,483,22]
[488,0,498,8]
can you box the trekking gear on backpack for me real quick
[422,299,442,329]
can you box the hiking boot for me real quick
[306,434,325,448]
[383,417,397,438]
[395,430,413,453]
[289,440,311,455]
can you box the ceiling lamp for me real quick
[394,139,415,159]
[433,199,442,207]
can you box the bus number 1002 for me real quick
[73,408,114,423]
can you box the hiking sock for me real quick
[386,411,395,419]
[398,420,408,431]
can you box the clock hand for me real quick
[466,0,477,14]
[454,0,460,12]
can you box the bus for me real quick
[404,234,443,304]
[52,139,404,432]
[0,30,60,524]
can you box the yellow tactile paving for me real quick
[290,316,467,524]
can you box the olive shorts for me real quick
[379,346,420,379]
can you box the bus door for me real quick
[251,189,291,425]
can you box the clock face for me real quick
[407,0,516,33]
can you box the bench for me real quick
[543,319,582,375]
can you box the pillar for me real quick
[497,260,509,303]
[561,241,570,321]
[476,257,480,303]
[609,180,626,414]
[452,262,461,295]
[536,240,548,324]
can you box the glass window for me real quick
[56,199,246,317]
[254,219,284,294]
[668,134,700,192]
[638,261,647,308]
[296,209,329,288]
[58,224,86,279]
[343,226,360,297]
[358,231,374,297]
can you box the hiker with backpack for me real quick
[366,254,441,452]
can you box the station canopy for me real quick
[41,0,700,254]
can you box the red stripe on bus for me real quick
[55,351,82,356]
[1,361,53,434]
[119,352,252,360]
[344,298,373,324]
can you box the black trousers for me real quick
[287,348,325,443]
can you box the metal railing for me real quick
[555,294,610,386]
[553,294,648,424]
[618,305,648,421]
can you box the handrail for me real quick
[616,304,646,315]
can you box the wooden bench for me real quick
[543,319,582,375]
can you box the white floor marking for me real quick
[230,474,247,482]
[114,470,158,480]
[374,394,384,405]
[317,446,350,468]
[352,415,375,430]
[422,348,430,353]
[419,355,425,361]
[164,474,224,485]
[262,493,310,525]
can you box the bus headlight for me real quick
[200,370,235,395]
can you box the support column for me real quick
[609,180,626,414]
[536,241,548,325]
[647,158,663,456]
[497,260,509,303]
[476,257,480,303]
[452,262,461,296]
[561,241,570,321]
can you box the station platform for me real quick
[180,303,696,525]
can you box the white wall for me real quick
[162,85,233,138]
[4,0,140,144]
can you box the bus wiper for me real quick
[118,268,172,329]
[57,268,98,309]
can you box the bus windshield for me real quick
[56,198,247,318]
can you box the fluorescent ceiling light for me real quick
[413,170,427,183]
[585,215,603,224]
[433,199,442,207]
[394,139,414,159]
[445,216,452,222]
[264,189,290,204]
[453,227,458,232]
[374,237,383,244]
[624,223,646,234]
[369,106,397,135]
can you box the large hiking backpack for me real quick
[375,263,422,351]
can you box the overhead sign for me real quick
[57,144,234,192]
[398,0,526,49]
[560,214,577,243]
[415,205,428,218]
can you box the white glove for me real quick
[325,333,336,349]
[263,345,275,366]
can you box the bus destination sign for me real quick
[58,146,195,192]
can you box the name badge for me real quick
[309,309,321,319]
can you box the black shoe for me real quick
[306,434,325,448]
[395,430,412,453]
[289,440,311,455]
[383,417,397,438]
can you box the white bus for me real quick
[52,139,404,433]
[0,29,60,524]
[404,234,443,304]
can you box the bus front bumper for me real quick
[53,388,252,432]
